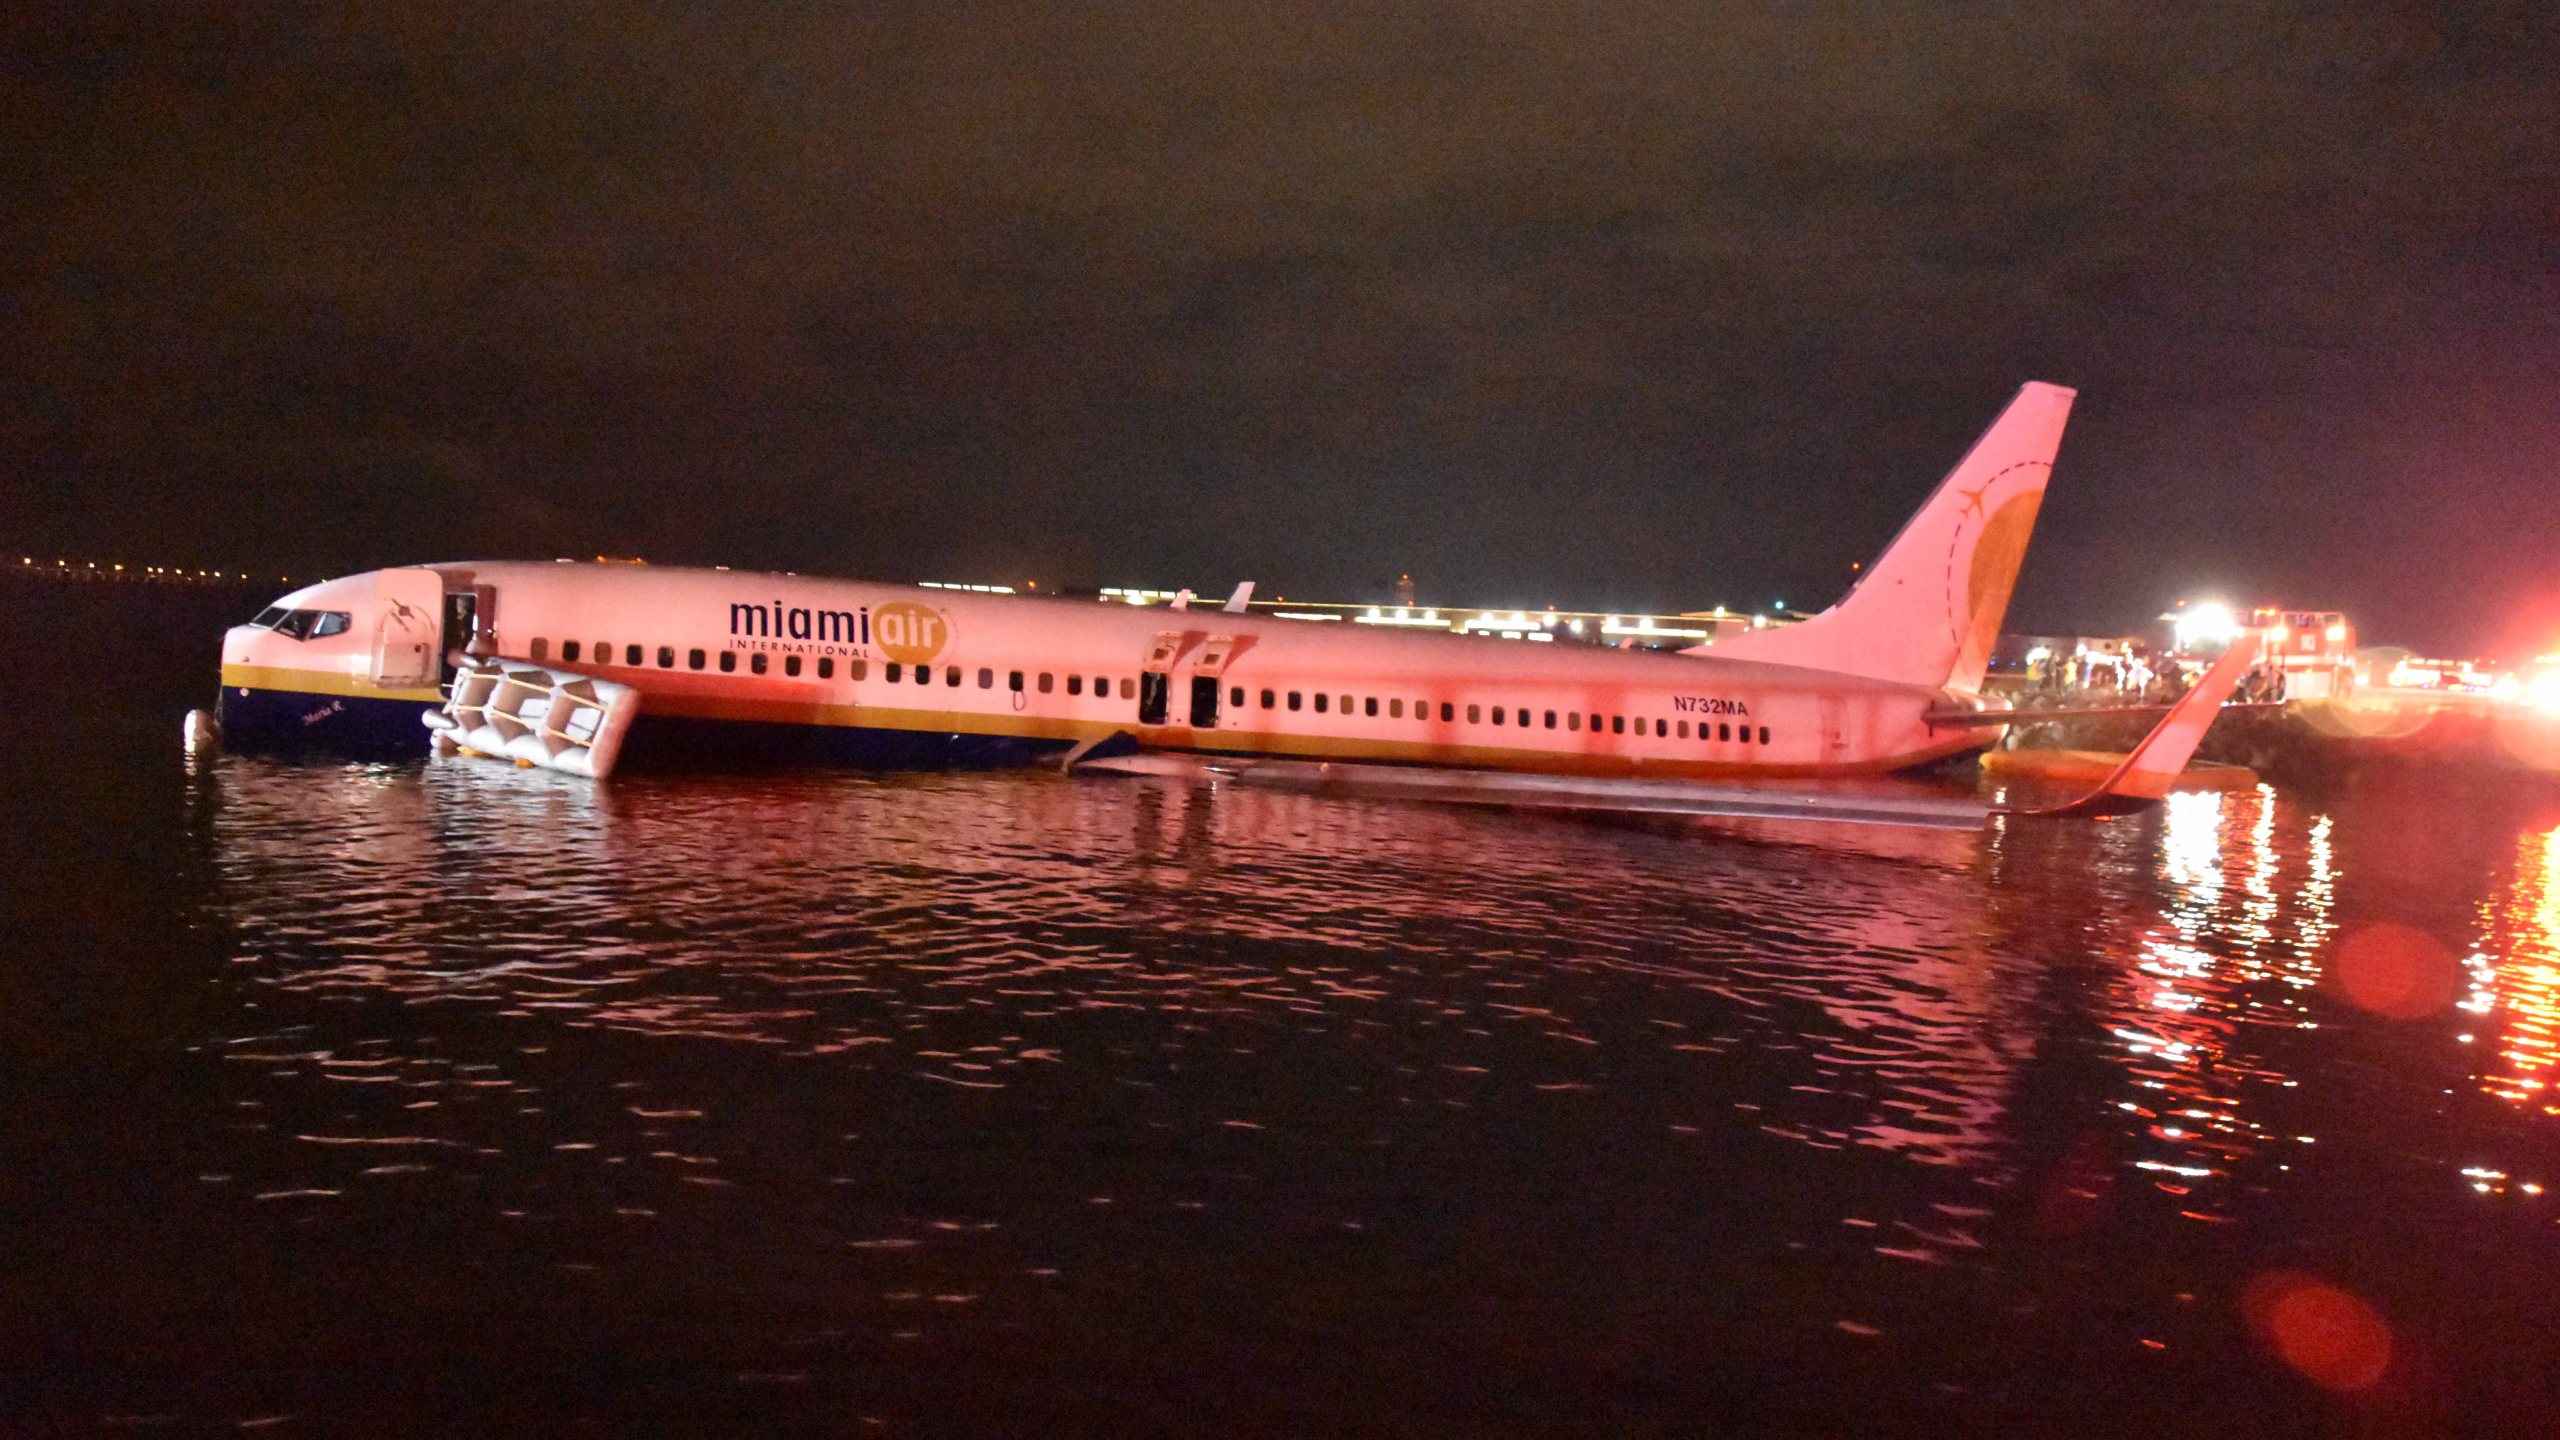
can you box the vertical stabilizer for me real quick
[1690,383,2075,693]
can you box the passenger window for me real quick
[1038,673,1053,693]
[751,653,769,675]
[916,665,932,685]
[784,655,801,677]
[1677,720,1689,739]
[818,657,834,679]
[561,640,580,663]
[1567,712,1581,731]
[719,652,737,673]
[1120,678,1134,700]
[530,638,549,662]
[658,646,674,668]
[1231,685,1245,707]
[888,662,903,682]
[1288,692,1302,711]
[1467,704,1480,723]
[1440,703,1453,722]
[1490,707,1504,726]
[1759,725,1771,745]
[1364,697,1378,717]
[1339,695,1351,714]
[849,660,867,681]
[1389,699,1404,719]
[1545,710,1557,729]
[1718,722,1730,741]
[1611,716,1624,734]
[1067,675,1083,696]
[1315,693,1329,713]
[945,666,959,686]
[688,649,706,670]
[595,641,611,663]
[626,644,643,667]
[1262,689,1276,709]
[1656,719,1667,738]
[979,668,994,689]
[1009,670,1024,692]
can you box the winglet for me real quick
[1224,581,1255,614]
[2013,639,2258,818]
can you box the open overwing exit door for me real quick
[1187,634,1243,728]
[371,567,444,689]
[1138,630,1201,727]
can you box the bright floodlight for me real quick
[2174,602,2242,651]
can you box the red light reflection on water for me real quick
[2098,789,2328,1212]
[2474,825,2560,1115]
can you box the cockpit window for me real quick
[252,606,285,628]
[262,609,353,641]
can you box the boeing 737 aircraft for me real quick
[214,383,2249,828]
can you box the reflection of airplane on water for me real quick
[214,383,2249,829]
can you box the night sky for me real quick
[5,5,2555,652]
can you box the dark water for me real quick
[6,582,2559,1437]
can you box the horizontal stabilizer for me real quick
[2007,642,2258,818]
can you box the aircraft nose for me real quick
[222,621,273,667]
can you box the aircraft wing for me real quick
[1074,643,2259,832]
[1076,751,1993,829]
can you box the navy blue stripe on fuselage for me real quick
[218,684,1081,771]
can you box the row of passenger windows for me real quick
[524,637,1138,698]
[890,664,1137,700]
[519,636,1769,744]
[532,637,855,679]
[1225,687,1771,745]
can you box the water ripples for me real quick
[176,757,2560,1424]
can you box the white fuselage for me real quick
[218,561,1994,774]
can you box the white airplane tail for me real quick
[1689,382,2076,695]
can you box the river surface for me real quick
[4,583,2558,1436]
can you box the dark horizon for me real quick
[6,5,2556,655]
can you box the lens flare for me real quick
[2328,924,2458,1019]
[2243,1271,2393,1392]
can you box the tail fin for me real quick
[2017,639,2256,817]
[1690,382,2076,693]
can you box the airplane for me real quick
[213,382,2253,829]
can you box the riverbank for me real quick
[2001,692,2560,785]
